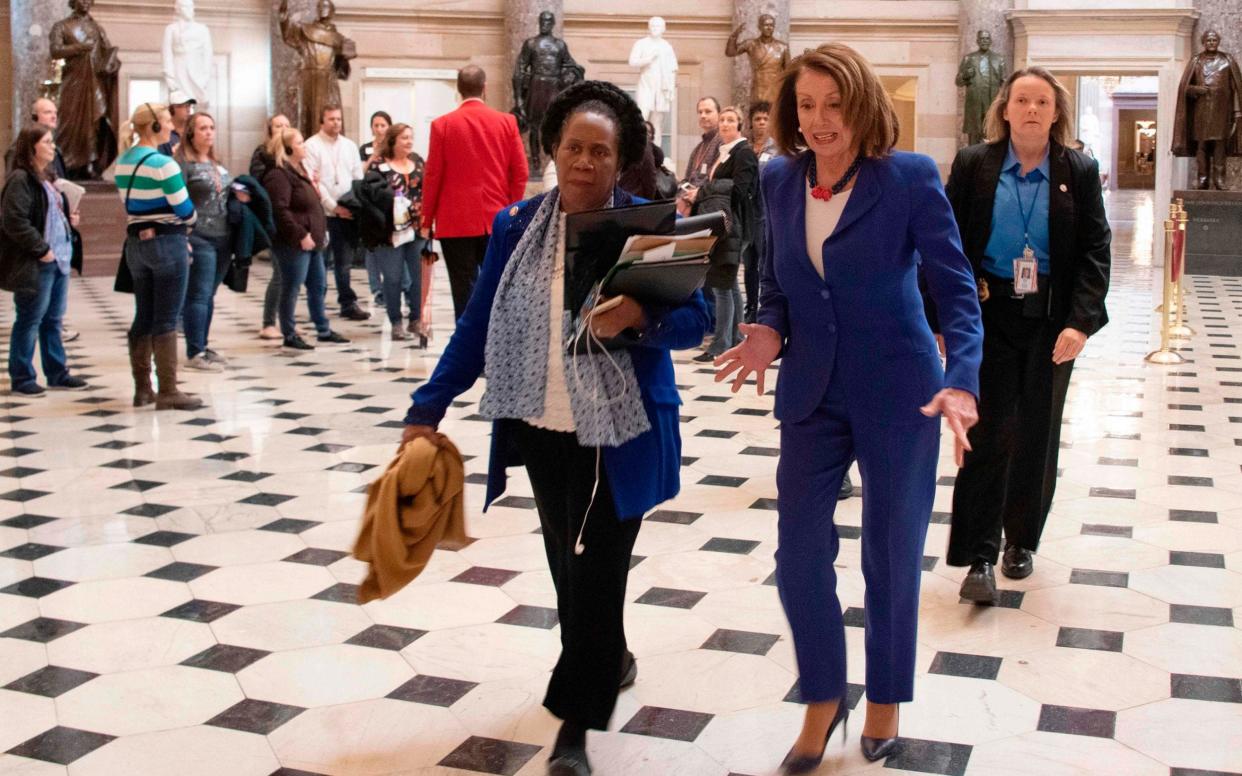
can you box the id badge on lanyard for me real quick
[1012,245,1038,295]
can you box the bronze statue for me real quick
[1172,30,1242,190]
[725,14,790,106]
[512,11,583,174]
[49,0,120,180]
[278,0,357,137]
[956,30,1006,146]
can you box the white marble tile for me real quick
[38,577,191,624]
[46,617,215,675]
[900,673,1041,746]
[172,530,306,567]
[1115,698,1242,772]
[189,561,336,607]
[237,643,413,707]
[209,598,374,652]
[1020,584,1170,632]
[56,664,243,736]
[67,725,279,776]
[996,646,1169,711]
[0,755,67,776]
[1123,622,1242,677]
[630,649,794,714]
[1128,565,1242,608]
[32,543,173,582]
[965,730,1167,776]
[402,623,560,683]
[0,690,58,754]
[364,580,516,631]
[0,637,47,686]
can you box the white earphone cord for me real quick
[568,300,631,555]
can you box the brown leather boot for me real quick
[152,332,204,411]
[128,335,155,407]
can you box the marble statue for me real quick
[1172,30,1242,190]
[725,14,790,107]
[629,17,679,142]
[162,0,213,108]
[512,11,584,174]
[956,30,1006,146]
[278,0,357,137]
[49,0,120,179]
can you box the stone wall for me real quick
[957,0,1013,148]
[0,0,11,158]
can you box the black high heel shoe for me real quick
[860,734,899,761]
[779,701,849,776]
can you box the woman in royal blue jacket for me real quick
[401,81,708,776]
[716,44,984,772]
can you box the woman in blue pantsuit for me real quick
[715,44,984,773]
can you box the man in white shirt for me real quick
[302,104,369,320]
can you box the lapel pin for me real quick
[1059,184,1068,192]
[509,206,519,216]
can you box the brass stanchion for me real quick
[1155,202,1181,314]
[1146,216,1185,364]
[1169,203,1196,339]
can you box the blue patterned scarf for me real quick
[479,189,651,447]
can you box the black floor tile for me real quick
[4,665,97,697]
[181,643,271,673]
[160,599,241,623]
[620,706,714,742]
[282,548,348,566]
[389,675,479,707]
[700,537,759,554]
[1170,509,1218,523]
[1069,569,1129,588]
[635,587,707,609]
[0,543,63,560]
[1056,627,1124,652]
[133,530,196,547]
[121,503,178,518]
[882,738,972,776]
[646,510,702,525]
[750,497,778,511]
[6,726,115,765]
[310,582,359,603]
[928,651,1003,680]
[1170,604,1235,627]
[496,605,559,629]
[700,628,779,656]
[1,617,87,643]
[494,496,536,510]
[451,567,521,586]
[259,518,320,534]
[206,698,305,734]
[239,492,295,507]
[1080,524,1133,538]
[1171,674,1242,703]
[0,513,57,529]
[436,736,541,776]
[1088,487,1135,499]
[1169,551,1226,568]
[698,475,747,487]
[1036,704,1116,738]
[345,624,427,650]
[0,577,74,598]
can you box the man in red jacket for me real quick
[420,65,529,319]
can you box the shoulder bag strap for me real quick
[124,150,161,211]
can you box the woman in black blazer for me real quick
[943,67,1111,602]
[691,105,758,361]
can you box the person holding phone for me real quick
[401,81,707,775]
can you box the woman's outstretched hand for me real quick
[713,323,782,395]
[920,388,979,467]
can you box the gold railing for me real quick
[1145,199,1193,364]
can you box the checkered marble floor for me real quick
[0,191,1239,776]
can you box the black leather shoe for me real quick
[692,351,717,363]
[860,735,900,761]
[317,331,350,344]
[547,752,591,776]
[1002,544,1034,579]
[838,473,854,500]
[779,702,849,775]
[619,650,637,689]
[340,306,370,321]
[959,560,997,604]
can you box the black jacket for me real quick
[694,143,758,287]
[345,170,396,250]
[249,145,275,181]
[263,164,327,250]
[227,174,276,262]
[944,140,1111,336]
[0,169,82,294]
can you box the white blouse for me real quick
[804,185,852,280]
[528,212,576,432]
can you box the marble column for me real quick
[957,0,1013,146]
[504,0,563,112]
[9,0,62,141]
[730,0,790,111]
[270,0,312,126]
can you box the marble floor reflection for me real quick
[0,191,1240,775]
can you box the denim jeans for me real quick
[371,238,424,326]
[262,252,282,328]
[365,249,382,298]
[274,244,330,339]
[127,233,190,339]
[707,281,743,356]
[184,232,230,358]
[8,262,69,389]
[326,217,359,309]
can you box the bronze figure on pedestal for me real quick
[512,11,584,175]
[49,0,120,179]
[278,0,357,137]
[1173,30,1242,190]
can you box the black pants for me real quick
[504,420,642,730]
[742,220,763,322]
[947,294,1074,567]
[326,217,359,309]
[439,235,490,320]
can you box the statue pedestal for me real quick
[77,181,127,278]
[1177,190,1242,277]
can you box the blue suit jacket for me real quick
[757,151,982,424]
[405,188,709,519]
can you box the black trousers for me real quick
[439,235,490,320]
[503,420,642,730]
[947,294,1074,567]
[741,223,763,322]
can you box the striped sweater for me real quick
[114,146,197,227]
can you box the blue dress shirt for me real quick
[983,143,1050,278]
[41,181,73,276]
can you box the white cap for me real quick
[168,90,197,106]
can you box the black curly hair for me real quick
[540,80,647,172]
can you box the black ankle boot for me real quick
[549,722,590,775]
